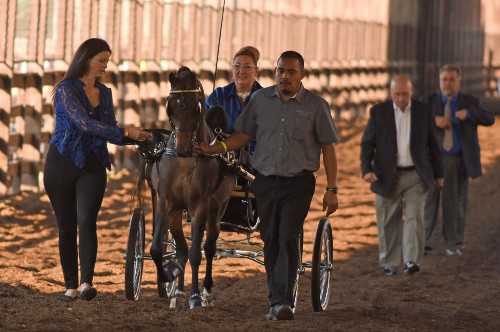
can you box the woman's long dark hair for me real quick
[52,38,112,96]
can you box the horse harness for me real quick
[165,87,203,157]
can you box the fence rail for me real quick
[1,0,500,196]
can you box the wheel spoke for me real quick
[125,208,145,300]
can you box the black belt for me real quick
[256,170,312,180]
[396,166,416,171]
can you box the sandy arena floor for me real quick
[1,118,499,331]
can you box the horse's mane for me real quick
[176,66,195,82]
[177,66,190,75]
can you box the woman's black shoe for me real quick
[79,287,97,301]
[58,293,77,301]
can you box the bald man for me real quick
[361,75,444,276]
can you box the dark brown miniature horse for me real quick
[148,67,235,308]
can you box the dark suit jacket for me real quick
[360,100,444,197]
[423,92,495,178]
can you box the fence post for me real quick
[21,72,42,192]
[0,75,11,196]
[8,74,25,195]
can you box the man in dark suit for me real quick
[423,65,495,256]
[361,75,444,276]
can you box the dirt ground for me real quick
[1,118,499,331]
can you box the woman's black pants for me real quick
[44,145,106,289]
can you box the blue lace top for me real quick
[50,79,125,170]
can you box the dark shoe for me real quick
[265,304,294,320]
[79,287,97,301]
[275,304,294,320]
[404,261,420,275]
[265,305,277,320]
[383,267,397,276]
[424,246,433,255]
[58,293,77,302]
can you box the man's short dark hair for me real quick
[278,51,305,70]
[440,64,461,76]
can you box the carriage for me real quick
[123,67,334,312]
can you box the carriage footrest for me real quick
[216,238,263,251]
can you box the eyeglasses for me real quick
[232,63,258,72]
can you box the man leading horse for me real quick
[195,51,340,320]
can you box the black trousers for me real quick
[424,155,468,250]
[252,171,315,307]
[44,145,107,289]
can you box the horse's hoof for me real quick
[167,290,187,310]
[162,260,183,282]
[168,297,178,310]
[189,295,203,309]
[173,289,186,298]
[202,288,215,307]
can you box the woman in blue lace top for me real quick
[43,38,149,302]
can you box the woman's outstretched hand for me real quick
[126,126,151,142]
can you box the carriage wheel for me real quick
[245,198,260,231]
[311,218,334,312]
[291,230,304,312]
[125,208,146,301]
[157,233,178,299]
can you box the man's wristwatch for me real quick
[326,187,339,194]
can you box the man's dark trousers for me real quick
[253,172,315,307]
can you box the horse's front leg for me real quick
[188,207,209,309]
[170,210,189,294]
[151,198,169,283]
[151,200,183,285]
[201,208,223,306]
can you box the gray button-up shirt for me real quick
[234,85,339,177]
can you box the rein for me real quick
[169,89,200,94]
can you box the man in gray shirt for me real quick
[195,50,339,320]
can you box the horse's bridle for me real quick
[166,87,203,153]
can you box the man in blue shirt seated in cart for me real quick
[195,50,339,320]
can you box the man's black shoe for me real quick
[404,261,420,275]
[275,304,294,320]
[265,304,294,320]
[383,267,397,276]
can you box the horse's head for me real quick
[166,66,205,157]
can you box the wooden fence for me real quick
[1,0,500,196]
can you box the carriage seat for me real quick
[219,162,259,233]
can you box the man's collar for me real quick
[272,84,305,103]
[393,100,412,113]
[440,93,458,103]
